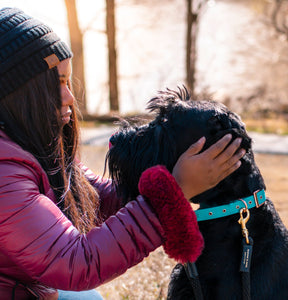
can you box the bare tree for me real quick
[271,0,288,39]
[185,0,207,98]
[64,0,87,114]
[106,0,119,112]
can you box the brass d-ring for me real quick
[239,199,248,212]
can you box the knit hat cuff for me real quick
[0,40,72,98]
[0,7,73,100]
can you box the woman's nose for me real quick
[61,85,74,106]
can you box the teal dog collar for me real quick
[195,190,266,222]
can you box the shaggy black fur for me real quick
[106,87,288,300]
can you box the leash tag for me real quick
[240,241,253,272]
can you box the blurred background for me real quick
[1,0,288,125]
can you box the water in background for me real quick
[1,0,287,115]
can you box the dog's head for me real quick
[107,87,265,206]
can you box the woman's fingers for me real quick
[184,136,206,156]
[214,137,243,161]
[216,150,244,182]
[203,134,233,159]
[203,134,245,167]
[198,135,246,187]
[172,134,246,199]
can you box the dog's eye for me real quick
[208,116,224,132]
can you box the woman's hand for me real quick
[172,134,245,200]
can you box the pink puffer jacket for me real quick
[0,131,165,299]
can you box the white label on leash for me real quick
[240,244,253,272]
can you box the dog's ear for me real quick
[106,128,141,203]
[106,123,178,204]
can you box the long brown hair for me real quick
[0,67,101,232]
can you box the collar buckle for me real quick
[254,190,265,208]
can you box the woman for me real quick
[0,7,245,300]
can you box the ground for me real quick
[80,145,288,300]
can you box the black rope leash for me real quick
[238,207,253,300]
[240,236,253,300]
[184,262,204,300]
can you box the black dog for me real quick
[106,87,288,300]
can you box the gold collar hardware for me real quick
[238,208,250,244]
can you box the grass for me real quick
[243,117,288,135]
[80,145,288,300]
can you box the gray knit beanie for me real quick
[0,7,73,100]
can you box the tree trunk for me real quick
[64,0,87,114]
[185,0,198,99]
[271,0,288,40]
[106,0,119,112]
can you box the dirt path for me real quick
[254,153,288,227]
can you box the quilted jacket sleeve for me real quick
[0,159,164,291]
[80,163,122,219]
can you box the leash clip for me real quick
[238,208,250,244]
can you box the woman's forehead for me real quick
[57,58,72,77]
